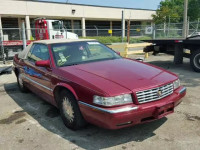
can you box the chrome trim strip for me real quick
[79,101,138,114]
[179,87,186,94]
[23,75,53,91]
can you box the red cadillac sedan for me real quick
[13,39,186,130]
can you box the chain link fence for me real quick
[1,22,200,40]
[0,27,154,41]
[154,22,200,39]
[1,22,200,60]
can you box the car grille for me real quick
[136,83,174,104]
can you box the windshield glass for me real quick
[52,21,61,30]
[51,41,121,67]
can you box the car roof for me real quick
[33,39,97,45]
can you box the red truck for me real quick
[1,18,78,59]
[13,39,186,130]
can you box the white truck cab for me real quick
[35,19,78,40]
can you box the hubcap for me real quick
[18,74,24,88]
[62,97,74,123]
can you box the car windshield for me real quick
[51,41,121,67]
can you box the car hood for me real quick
[60,58,177,94]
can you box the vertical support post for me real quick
[25,16,31,40]
[174,44,183,64]
[124,43,129,58]
[122,10,125,42]
[71,20,74,33]
[164,22,166,36]
[145,53,149,58]
[94,26,98,36]
[110,21,112,36]
[183,0,188,38]
[0,15,3,38]
[187,17,190,36]
[0,16,5,64]
[153,24,156,39]
[127,20,130,43]
[22,21,26,49]
[18,18,22,40]
[0,30,5,64]
[81,17,86,37]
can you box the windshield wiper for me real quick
[60,63,79,67]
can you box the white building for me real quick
[0,0,155,39]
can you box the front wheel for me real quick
[190,50,200,72]
[58,90,87,130]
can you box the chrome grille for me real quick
[136,83,173,104]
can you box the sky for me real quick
[40,0,163,10]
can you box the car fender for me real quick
[53,83,79,100]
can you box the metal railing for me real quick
[108,43,152,58]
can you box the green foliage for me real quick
[152,0,184,24]
[129,36,152,43]
[80,36,152,44]
[153,0,200,24]
[188,0,200,21]
[80,36,120,44]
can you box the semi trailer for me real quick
[143,35,200,72]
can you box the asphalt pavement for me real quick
[0,55,199,150]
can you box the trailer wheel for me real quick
[190,50,200,72]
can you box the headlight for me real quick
[93,94,133,106]
[173,79,180,90]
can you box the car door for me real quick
[24,43,53,102]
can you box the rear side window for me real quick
[28,44,49,62]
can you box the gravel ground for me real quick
[0,54,199,150]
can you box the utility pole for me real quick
[183,0,188,38]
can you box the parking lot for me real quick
[0,54,200,150]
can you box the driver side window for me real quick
[28,44,49,62]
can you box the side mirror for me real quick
[116,51,120,56]
[35,60,50,68]
[135,58,144,62]
[15,54,19,59]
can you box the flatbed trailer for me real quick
[143,36,200,72]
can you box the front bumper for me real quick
[79,86,186,129]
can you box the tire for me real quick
[17,72,28,92]
[190,50,200,72]
[58,90,87,130]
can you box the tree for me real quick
[188,0,200,21]
[152,0,200,24]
